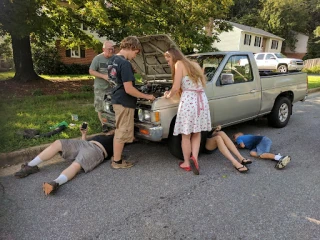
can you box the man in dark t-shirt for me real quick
[14,126,115,195]
[108,36,155,169]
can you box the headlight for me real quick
[138,109,160,123]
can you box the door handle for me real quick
[250,89,256,93]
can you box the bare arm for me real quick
[89,69,109,81]
[165,61,184,99]
[123,81,155,100]
[80,128,87,140]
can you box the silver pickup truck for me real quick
[102,34,308,159]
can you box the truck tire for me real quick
[268,97,292,128]
[277,64,288,73]
[167,118,208,160]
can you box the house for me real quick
[283,32,309,59]
[56,24,116,65]
[208,21,284,54]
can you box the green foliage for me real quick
[0,91,101,153]
[80,85,93,92]
[0,35,14,69]
[303,66,320,75]
[304,37,320,59]
[32,89,44,96]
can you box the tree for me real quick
[0,0,233,82]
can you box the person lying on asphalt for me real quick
[232,132,291,169]
[205,125,250,173]
[14,125,116,195]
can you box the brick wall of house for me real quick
[283,52,306,59]
[56,40,98,65]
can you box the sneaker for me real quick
[14,163,39,178]
[275,156,291,169]
[43,182,60,195]
[102,124,109,133]
[111,160,134,169]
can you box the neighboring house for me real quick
[283,32,309,59]
[56,24,116,65]
[208,21,284,54]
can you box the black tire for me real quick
[277,64,288,73]
[268,97,292,128]
[167,118,208,160]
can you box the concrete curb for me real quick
[0,134,102,168]
[308,87,320,94]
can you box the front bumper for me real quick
[101,112,163,142]
[288,64,304,71]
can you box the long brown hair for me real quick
[164,48,206,87]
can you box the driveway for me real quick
[1,93,320,240]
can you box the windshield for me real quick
[187,54,225,81]
[274,53,287,58]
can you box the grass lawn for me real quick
[0,92,102,153]
[308,75,320,89]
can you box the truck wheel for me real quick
[277,64,288,73]
[268,97,292,128]
[167,119,208,160]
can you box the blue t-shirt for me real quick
[109,55,137,109]
[236,135,264,150]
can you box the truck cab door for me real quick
[209,55,261,126]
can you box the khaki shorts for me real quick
[94,87,112,112]
[113,104,134,144]
[59,139,105,172]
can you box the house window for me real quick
[244,34,251,45]
[71,46,80,58]
[271,40,278,49]
[254,36,262,47]
[66,46,85,58]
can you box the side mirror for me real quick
[221,73,234,85]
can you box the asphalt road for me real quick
[1,92,320,240]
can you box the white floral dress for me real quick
[173,76,212,135]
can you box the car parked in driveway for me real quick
[253,52,304,73]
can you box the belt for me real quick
[184,89,204,116]
[90,140,107,158]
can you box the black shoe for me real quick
[43,182,60,195]
[102,124,109,133]
[14,163,39,178]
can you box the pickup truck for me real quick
[102,34,308,159]
[239,52,304,73]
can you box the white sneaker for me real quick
[275,156,291,169]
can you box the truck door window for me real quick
[220,55,253,85]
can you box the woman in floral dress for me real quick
[164,48,211,175]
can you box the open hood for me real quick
[130,34,180,82]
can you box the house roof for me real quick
[226,21,285,40]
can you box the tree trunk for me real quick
[11,35,41,82]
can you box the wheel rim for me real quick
[278,103,289,122]
[278,65,287,72]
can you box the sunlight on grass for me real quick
[0,71,14,80]
[41,74,94,81]
[308,76,320,89]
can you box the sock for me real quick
[274,154,282,161]
[53,174,68,186]
[28,156,42,167]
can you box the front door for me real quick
[207,55,261,126]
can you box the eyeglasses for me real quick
[106,48,114,51]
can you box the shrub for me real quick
[302,66,320,74]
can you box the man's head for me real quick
[119,36,142,60]
[102,41,114,58]
[232,132,243,142]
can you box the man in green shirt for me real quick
[89,41,115,132]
